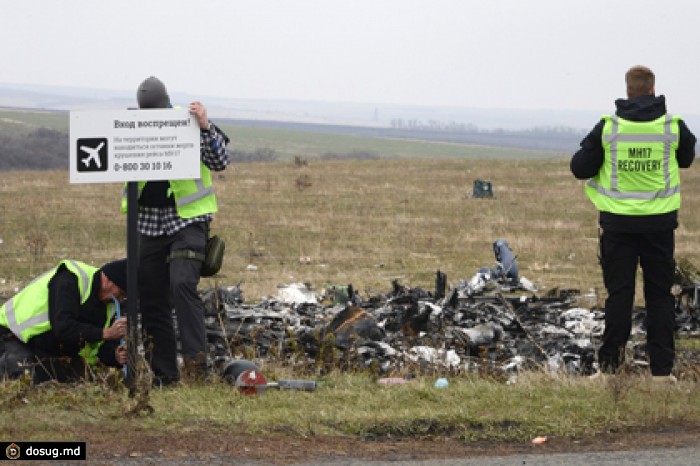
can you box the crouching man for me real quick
[0,259,129,384]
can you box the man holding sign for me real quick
[123,76,230,385]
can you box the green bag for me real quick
[167,235,225,277]
[201,235,225,277]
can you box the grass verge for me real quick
[2,371,698,444]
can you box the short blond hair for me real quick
[626,66,655,98]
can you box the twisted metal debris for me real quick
[201,252,699,377]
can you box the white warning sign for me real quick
[69,109,201,184]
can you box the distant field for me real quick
[0,106,561,161]
[0,107,68,135]
[218,122,554,160]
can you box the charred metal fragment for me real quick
[329,306,383,349]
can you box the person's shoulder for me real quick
[49,264,79,285]
[588,119,606,136]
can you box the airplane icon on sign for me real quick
[75,137,108,173]
[80,141,105,169]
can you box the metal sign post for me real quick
[69,108,201,387]
[125,182,139,386]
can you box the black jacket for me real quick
[570,94,696,233]
[27,265,120,366]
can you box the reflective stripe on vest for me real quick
[586,115,679,201]
[1,260,93,342]
[174,177,214,208]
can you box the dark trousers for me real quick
[139,222,208,382]
[1,327,86,384]
[598,229,676,375]
[0,329,34,381]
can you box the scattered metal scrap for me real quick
[674,256,700,317]
[201,242,700,378]
[472,179,494,199]
[217,358,317,395]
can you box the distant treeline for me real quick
[0,127,69,170]
[0,129,379,171]
[0,120,586,170]
[0,129,283,170]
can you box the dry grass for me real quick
[2,158,700,303]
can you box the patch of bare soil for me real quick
[82,424,700,465]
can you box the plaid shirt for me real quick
[138,123,230,237]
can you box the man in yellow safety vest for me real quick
[0,259,128,383]
[571,65,696,381]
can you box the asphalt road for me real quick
[309,445,700,465]
[81,443,700,466]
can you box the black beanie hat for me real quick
[137,76,171,109]
[101,259,128,292]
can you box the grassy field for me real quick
[2,158,700,303]
[0,160,594,302]
[1,123,699,457]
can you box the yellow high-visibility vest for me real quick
[585,114,681,215]
[0,260,113,366]
[121,163,217,219]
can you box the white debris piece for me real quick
[501,355,525,373]
[276,282,317,305]
[407,346,461,368]
[375,341,398,356]
[546,354,564,372]
[518,276,537,292]
[455,323,503,346]
[422,301,443,316]
[562,308,603,337]
[540,324,571,338]
[465,272,489,295]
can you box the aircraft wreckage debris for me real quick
[198,241,700,378]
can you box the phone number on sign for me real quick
[113,161,173,172]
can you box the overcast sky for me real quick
[2,0,700,115]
